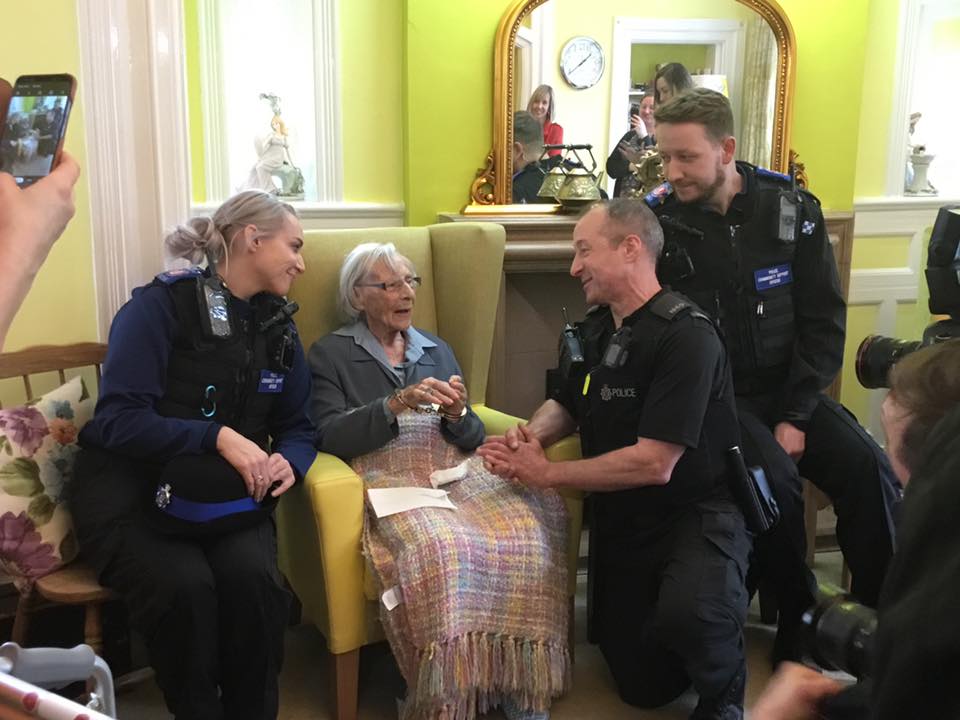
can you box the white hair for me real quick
[337,242,415,321]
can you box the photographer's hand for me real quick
[753,662,844,720]
[0,85,80,350]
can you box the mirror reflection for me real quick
[510,0,779,202]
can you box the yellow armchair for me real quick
[275,222,583,720]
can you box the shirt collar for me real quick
[333,320,437,368]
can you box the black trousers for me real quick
[737,394,901,644]
[595,498,751,710]
[69,449,290,720]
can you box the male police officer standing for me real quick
[479,198,751,720]
[648,88,902,664]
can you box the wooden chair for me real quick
[0,342,113,654]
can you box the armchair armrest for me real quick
[276,452,372,655]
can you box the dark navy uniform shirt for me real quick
[79,282,316,479]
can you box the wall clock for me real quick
[559,36,605,90]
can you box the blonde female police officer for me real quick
[70,191,314,720]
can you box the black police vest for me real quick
[572,292,738,536]
[655,163,818,394]
[153,274,289,449]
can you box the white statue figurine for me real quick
[905,111,937,196]
[245,114,289,194]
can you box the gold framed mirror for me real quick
[464,0,796,213]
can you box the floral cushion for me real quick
[0,375,94,592]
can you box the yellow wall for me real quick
[0,0,98,353]
[183,0,206,204]
[854,0,901,198]
[631,44,710,87]
[340,0,404,203]
[851,235,912,269]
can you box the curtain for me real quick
[740,17,776,168]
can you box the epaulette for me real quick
[644,182,673,208]
[154,267,203,285]
[755,166,791,183]
[648,291,712,325]
[647,291,692,321]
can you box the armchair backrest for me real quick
[291,222,505,406]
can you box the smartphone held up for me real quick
[0,74,75,187]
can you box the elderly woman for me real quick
[308,243,570,720]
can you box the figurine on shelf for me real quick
[905,111,937,196]
[243,93,305,199]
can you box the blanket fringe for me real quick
[401,632,571,720]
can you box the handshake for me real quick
[478,423,555,489]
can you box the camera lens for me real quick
[803,584,878,679]
[855,335,923,389]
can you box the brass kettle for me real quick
[537,143,603,211]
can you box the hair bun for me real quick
[164,216,225,265]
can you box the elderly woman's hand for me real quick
[394,377,464,415]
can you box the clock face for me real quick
[560,36,604,90]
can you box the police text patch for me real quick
[754,264,793,291]
[258,370,285,393]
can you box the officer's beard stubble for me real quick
[677,158,726,209]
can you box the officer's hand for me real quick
[774,422,806,461]
[216,427,271,501]
[752,662,844,720]
[267,453,295,498]
[479,426,552,488]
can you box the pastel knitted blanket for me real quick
[353,414,570,720]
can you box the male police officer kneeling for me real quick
[479,198,751,720]
[647,88,902,664]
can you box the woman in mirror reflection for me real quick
[607,93,656,197]
[527,84,563,158]
[654,62,694,104]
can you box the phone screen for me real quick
[0,74,75,187]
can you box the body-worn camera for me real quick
[857,205,960,388]
[259,300,300,372]
[802,583,877,680]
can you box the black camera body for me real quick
[856,205,960,388]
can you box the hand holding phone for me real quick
[0,74,75,187]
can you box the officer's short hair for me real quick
[654,87,735,144]
[338,242,415,322]
[514,111,544,155]
[587,198,665,259]
[888,339,960,475]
